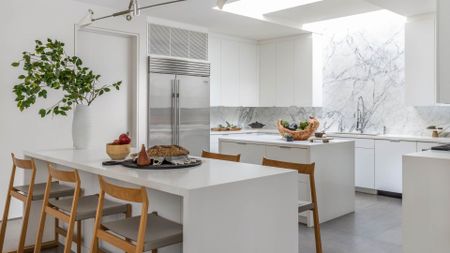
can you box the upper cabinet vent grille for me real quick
[148,23,208,61]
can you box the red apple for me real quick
[118,133,131,145]
[112,139,121,145]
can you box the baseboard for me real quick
[377,190,402,199]
[355,187,377,195]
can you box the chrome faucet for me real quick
[356,96,365,133]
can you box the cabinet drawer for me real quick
[265,145,310,183]
[354,139,375,149]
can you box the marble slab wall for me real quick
[211,13,450,137]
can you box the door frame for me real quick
[73,25,140,147]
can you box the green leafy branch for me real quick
[11,39,122,117]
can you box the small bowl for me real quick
[106,143,131,160]
[315,132,325,138]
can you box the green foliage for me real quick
[11,39,122,117]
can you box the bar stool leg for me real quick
[0,191,12,252]
[17,192,33,253]
[76,221,82,253]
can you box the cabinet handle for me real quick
[279,146,292,149]
[237,142,247,145]
[389,140,401,143]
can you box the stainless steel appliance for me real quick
[148,57,210,156]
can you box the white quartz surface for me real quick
[219,134,352,147]
[211,130,450,144]
[24,149,295,196]
[404,150,450,160]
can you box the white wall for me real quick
[0,0,148,218]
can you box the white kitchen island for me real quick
[23,149,298,253]
[219,134,355,226]
[403,150,450,253]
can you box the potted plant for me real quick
[11,39,122,149]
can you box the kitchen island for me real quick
[219,134,355,226]
[403,150,450,253]
[24,149,298,253]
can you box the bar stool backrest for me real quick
[201,150,241,162]
[93,176,149,253]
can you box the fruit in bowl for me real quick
[106,133,131,160]
[277,117,320,141]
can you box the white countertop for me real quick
[24,148,295,197]
[404,150,450,160]
[219,134,353,148]
[212,129,450,144]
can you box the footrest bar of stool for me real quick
[6,239,59,253]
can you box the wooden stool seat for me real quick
[298,201,314,213]
[49,194,129,221]
[102,212,183,251]
[14,182,74,201]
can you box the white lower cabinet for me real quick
[375,140,417,193]
[355,147,375,189]
[219,141,266,164]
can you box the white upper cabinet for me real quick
[208,34,260,107]
[259,33,323,107]
[259,42,277,106]
[220,39,240,106]
[276,39,296,106]
[405,13,436,106]
[209,32,322,107]
[437,0,450,103]
[239,43,259,106]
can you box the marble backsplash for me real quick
[211,12,450,137]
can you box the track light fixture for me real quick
[78,0,186,27]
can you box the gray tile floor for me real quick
[2,192,401,253]
[299,193,402,253]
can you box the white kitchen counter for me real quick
[24,149,298,253]
[219,133,352,147]
[211,129,450,143]
[403,150,450,253]
[219,135,355,227]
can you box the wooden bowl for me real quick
[277,117,320,141]
[106,143,131,160]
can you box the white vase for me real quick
[72,104,92,149]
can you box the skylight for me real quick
[217,0,323,19]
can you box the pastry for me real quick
[147,145,189,157]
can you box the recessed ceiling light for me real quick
[216,0,323,19]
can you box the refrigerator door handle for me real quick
[171,79,176,145]
[176,79,181,145]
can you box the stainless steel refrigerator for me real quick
[148,57,210,156]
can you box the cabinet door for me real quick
[276,40,295,106]
[259,42,277,106]
[375,140,417,193]
[294,34,313,106]
[405,14,436,106]
[208,36,221,106]
[220,40,240,106]
[438,0,450,103]
[239,43,259,106]
[355,148,375,189]
[219,141,265,164]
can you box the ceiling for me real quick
[74,0,437,40]
[264,0,380,27]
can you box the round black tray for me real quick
[103,159,202,170]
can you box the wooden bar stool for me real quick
[262,157,322,253]
[201,150,241,162]
[34,165,130,253]
[91,176,183,253]
[0,154,75,253]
